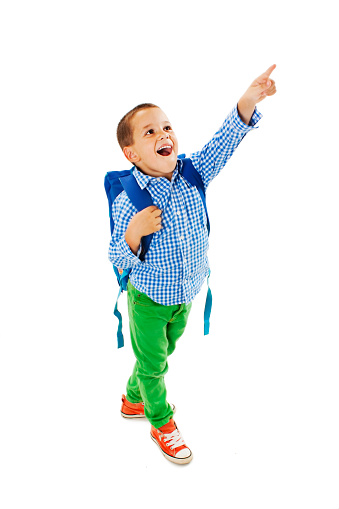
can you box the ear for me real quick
[123,146,140,164]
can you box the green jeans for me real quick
[126,281,192,429]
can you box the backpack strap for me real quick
[180,157,210,234]
[204,270,212,335]
[179,155,212,336]
[113,284,124,349]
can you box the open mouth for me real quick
[157,145,173,157]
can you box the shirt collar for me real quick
[132,159,182,190]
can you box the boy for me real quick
[108,65,277,464]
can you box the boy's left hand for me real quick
[242,64,277,105]
[237,64,277,124]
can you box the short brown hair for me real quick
[117,103,159,150]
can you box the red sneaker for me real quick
[121,394,145,419]
[120,395,176,419]
[150,419,193,464]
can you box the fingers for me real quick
[145,205,162,218]
[256,78,276,103]
[261,64,276,79]
[152,210,162,231]
[154,209,162,229]
[146,205,162,232]
[266,83,277,96]
[255,64,277,85]
[265,64,276,76]
[263,79,277,95]
[259,82,277,101]
[149,206,162,218]
[130,206,163,237]
[147,205,160,213]
[263,78,276,91]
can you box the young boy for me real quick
[108,65,277,464]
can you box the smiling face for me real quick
[123,107,178,180]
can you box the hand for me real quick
[125,206,162,254]
[129,205,162,236]
[241,64,277,105]
[237,64,277,124]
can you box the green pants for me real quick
[126,281,192,429]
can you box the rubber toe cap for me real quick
[175,447,191,459]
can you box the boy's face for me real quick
[123,107,178,180]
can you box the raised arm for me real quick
[189,64,277,189]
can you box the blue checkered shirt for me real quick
[108,104,262,305]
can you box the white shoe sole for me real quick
[121,411,146,419]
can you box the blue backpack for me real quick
[104,155,212,348]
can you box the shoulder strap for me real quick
[180,157,210,234]
[120,173,153,210]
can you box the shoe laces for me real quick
[162,428,185,450]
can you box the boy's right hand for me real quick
[129,206,162,236]
[125,206,162,255]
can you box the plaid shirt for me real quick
[108,104,262,305]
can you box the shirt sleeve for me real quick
[189,104,262,189]
[108,191,142,269]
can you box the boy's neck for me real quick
[135,165,174,182]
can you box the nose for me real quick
[158,130,169,140]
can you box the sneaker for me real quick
[120,394,176,419]
[150,419,193,464]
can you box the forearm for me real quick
[237,96,256,126]
[189,104,262,188]
[109,194,141,263]
[108,200,142,266]
[125,224,141,255]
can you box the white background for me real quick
[1,1,339,508]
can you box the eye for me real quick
[146,128,154,135]
[164,125,172,131]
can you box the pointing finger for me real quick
[256,64,277,84]
[263,64,276,78]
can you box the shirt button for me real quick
[183,258,187,263]
[179,236,184,241]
